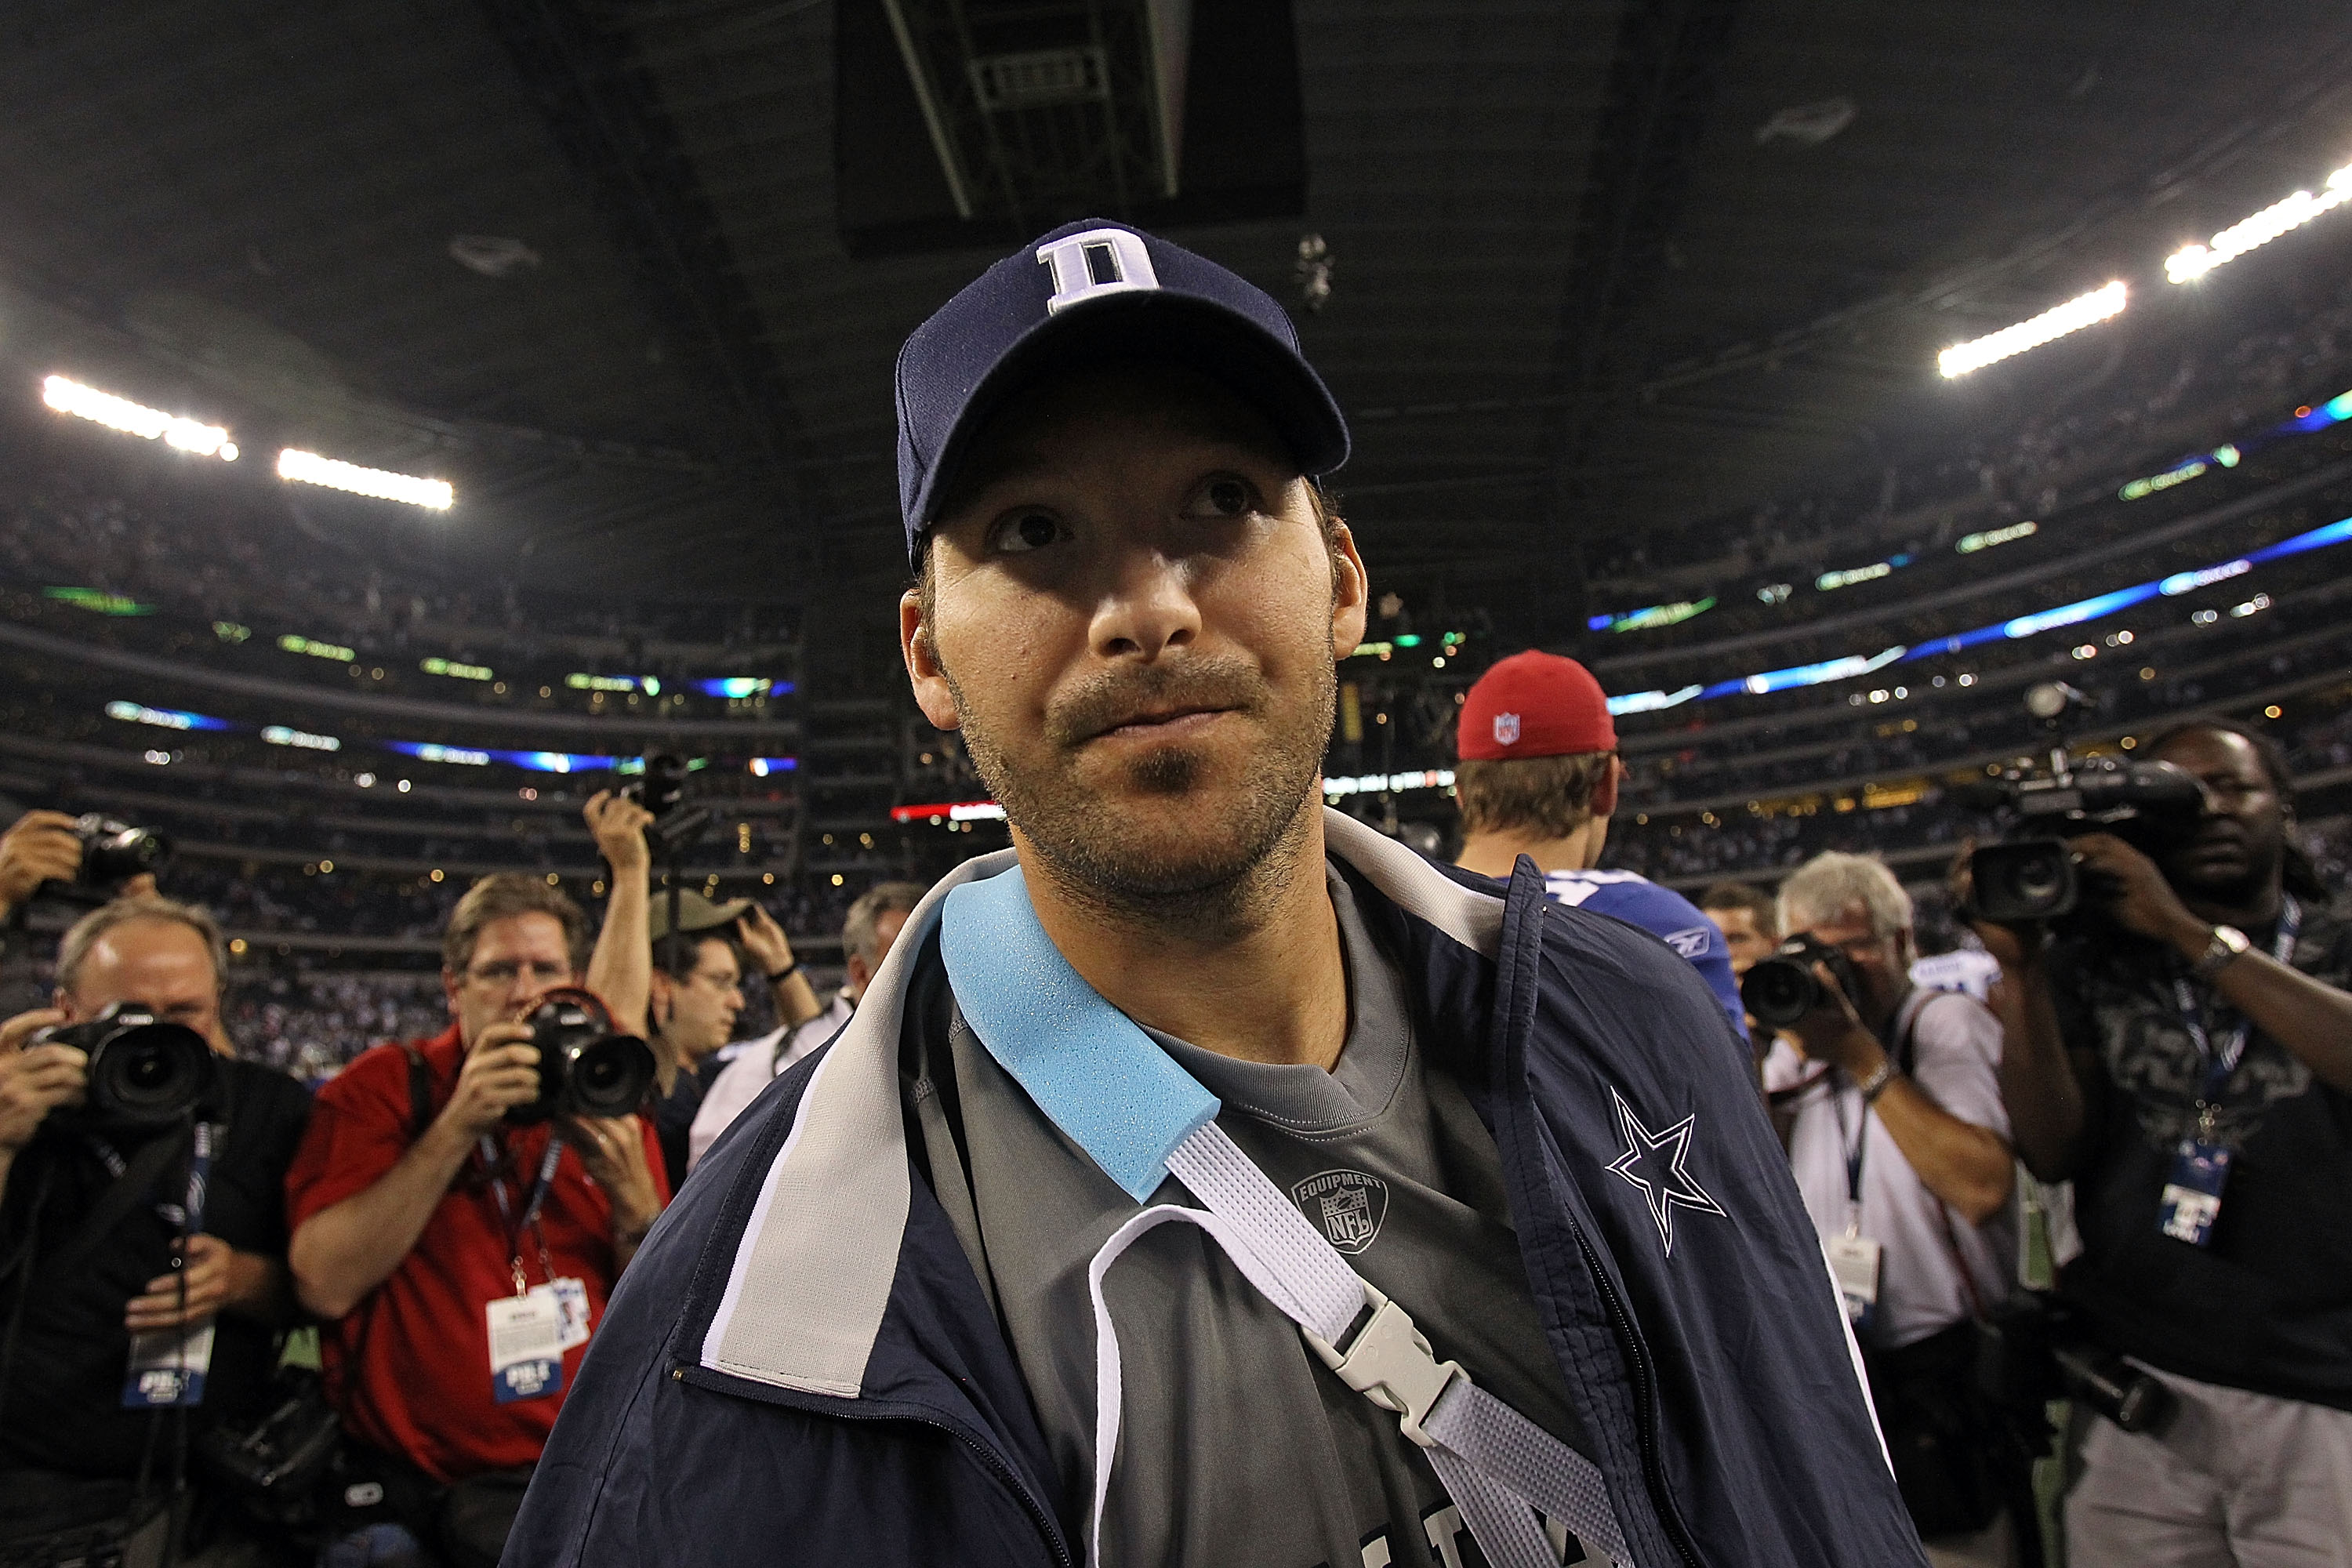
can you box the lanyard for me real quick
[1826,993,1922,1235]
[481,1132,564,1297]
[2172,895,2300,1136]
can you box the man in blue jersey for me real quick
[1453,651,1746,1040]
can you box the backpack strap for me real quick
[400,1043,434,1142]
[45,1126,192,1279]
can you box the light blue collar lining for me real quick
[940,867,1220,1203]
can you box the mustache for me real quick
[1044,656,1266,747]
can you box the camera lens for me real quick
[85,1017,214,1128]
[1740,955,1823,1029]
[564,1036,655,1120]
[2012,848,2067,902]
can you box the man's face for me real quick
[445,912,578,1049]
[902,362,1367,913]
[2152,728,2285,905]
[1788,905,1908,1024]
[844,906,911,1000]
[59,917,231,1056]
[656,936,743,1061]
[1708,906,1774,977]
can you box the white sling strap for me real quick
[942,868,1636,1568]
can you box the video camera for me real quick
[618,753,711,858]
[1959,684,2206,924]
[1741,934,1865,1029]
[506,987,656,1125]
[32,1001,217,1133]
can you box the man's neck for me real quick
[1455,820,1604,880]
[2183,874,2285,933]
[1017,806,1350,1071]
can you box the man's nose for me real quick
[1088,546,1201,661]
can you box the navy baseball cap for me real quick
[895,219,1350,568]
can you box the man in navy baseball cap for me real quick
[895,219,1349,568]
[510,220,1922,1568]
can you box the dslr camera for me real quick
[32,1002,217,1132]
[506,987,656,1124]
[38,814,174,908]
[619,752,712,858]
[1741,934,1865,1029]
[1960,684,2205,924]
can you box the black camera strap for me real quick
[46,1127,194,1281]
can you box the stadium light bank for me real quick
[42,375,236,459]
[2168,164,2352,284]
[1938,282,2128,379]
[278,448,455,510]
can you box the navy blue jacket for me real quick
[507,812,1922,1566]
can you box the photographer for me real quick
[283,862,666,1567]
[0,895,308,1551]
[1970,719,2352,1562]
[1760,852,2020,1563]
[585,788,822,1189]
[688,880,925,1171]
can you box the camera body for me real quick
[1965,751,2205,924]
[34,1001,218,1133]
[506,988,656,1125]
[1740,934,1866,1029]
[618,753,711,858]
[35,814,174,909]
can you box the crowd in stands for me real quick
[1584,270,2352,601]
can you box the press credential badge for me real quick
[487,1292,566,1404]
[123,1321,215,1408]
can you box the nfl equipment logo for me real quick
[1493,712,1522,747]
[1290,1170,1390,1254]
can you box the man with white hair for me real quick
[1762,851,2020,1565]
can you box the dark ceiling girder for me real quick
[473,0,821,525]
[1534,0,1744,643]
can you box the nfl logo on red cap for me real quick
[1457,651,1618,760]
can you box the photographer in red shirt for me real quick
[286,818,665,1566]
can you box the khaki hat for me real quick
[648,888,752,941]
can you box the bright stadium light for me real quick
[277,448,454,510]
[42,375,235,459]
[1938,282,2128,378]
[2168,164,2352,284]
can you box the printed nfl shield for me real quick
[1493,711,1522,746]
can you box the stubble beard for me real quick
[944,648,1336,940]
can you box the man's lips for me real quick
[1087,705,1237,742]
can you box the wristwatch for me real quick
[1854,1058,1900,1104]
[2192,924,2251,980]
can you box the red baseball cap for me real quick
[1457,650,1618,760]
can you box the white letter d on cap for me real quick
[1037,228,1160,314]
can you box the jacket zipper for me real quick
[1569,1225,1705,1568]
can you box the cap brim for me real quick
[909,290,1348,545]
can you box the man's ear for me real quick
[1592,755,1624,820]
[1327,521,1369,657]
[901,589,963,732]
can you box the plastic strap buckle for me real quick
[1304,1282,1462,1449]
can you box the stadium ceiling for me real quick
[4,0,2351,625]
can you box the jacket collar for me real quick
[697,808,1507,1397]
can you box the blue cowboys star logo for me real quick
[1605,1087,1725,1257]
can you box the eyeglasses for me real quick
[466,958,572,986]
